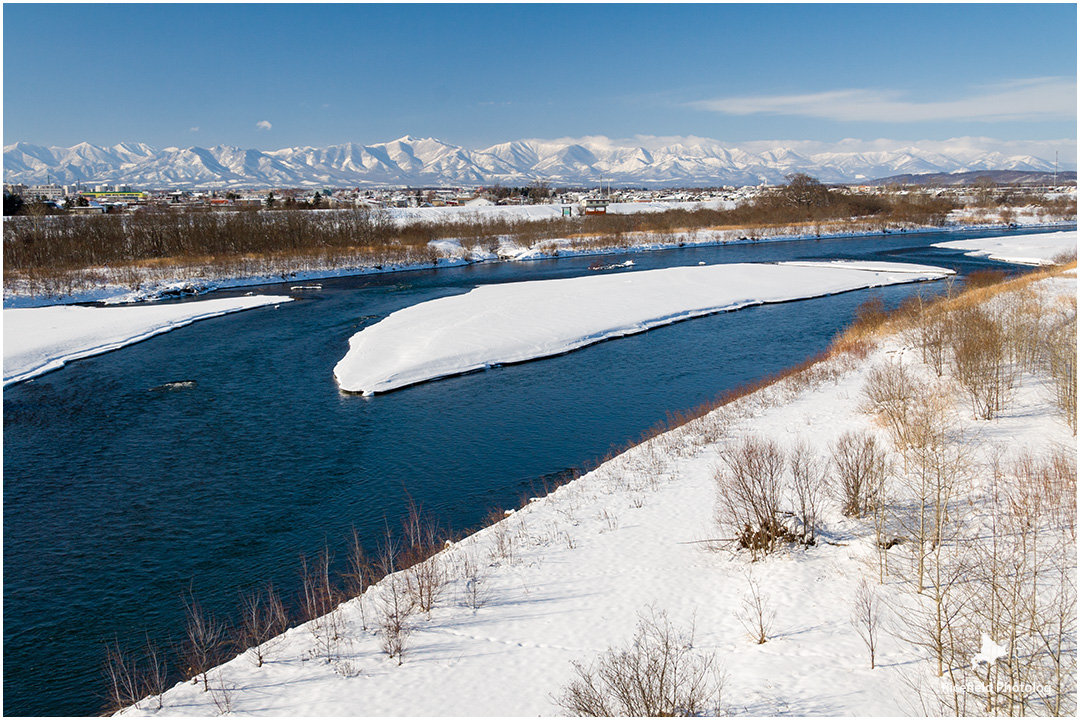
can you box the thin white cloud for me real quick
[256,120,273,131]
[691,77,1077,123]
[189,126,200,133]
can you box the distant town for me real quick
[1,181,767,215]
[5,176,1075,217]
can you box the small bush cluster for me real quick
[714,435,834,559]
[892,264,1078,431]
[830,430,889,518]
[554,610,726,717]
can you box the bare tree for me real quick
[862,359,917,452]
[895,389,967,594]
[141,635,169,711]
[343,526,376,629]
[830,430,888,518]
[789,439,828,546]
[400,502,447,614]
[237,582,288,667]
[298,547,344,661]
[180,592,228,692]
[850,579,882,669]
[373,532,414,664]
[102,637,144,713]
[951,304,1014,420]
[1042,298,1077,434]
[910,301,953,377]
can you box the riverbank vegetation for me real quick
[103,258,1075,716]
[0,178,993,300]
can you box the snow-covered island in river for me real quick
[334,260,953,395]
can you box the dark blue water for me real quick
[3,227,1061,715]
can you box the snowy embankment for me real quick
[2,295,291,386]
[125,267,1075,717]
[933,229,1075,266]
[334,260,952,395]
[933,229,1077,265]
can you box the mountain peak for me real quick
[2,136,1067,190]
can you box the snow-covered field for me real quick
[2,295,291,386]
[933,229,1077,265]
[382,199,736,225]
[122,266,1076,717]
[334,260,953,395]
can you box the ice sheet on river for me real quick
[3,295,292,386]
[334,260,953,395]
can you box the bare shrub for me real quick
[850,578,881,669]
[141,635,169,710]
[457,549,491,611]
[487,509,518,565]
[917,306,953,377]
[400,504,448,614]
[1042,298,1077,433]
[736,570,775,645]
[789,439,827,545]
[298,548,344,661]
[715,436,791,559]
[862,359,917,449]
[373,536,415,664]
[830,430,888,518]
[894,389,967,594]
[181,593,228,692]
[554,610,726,716]
[343,527,376,629]
[951,304,1014,420]
[208,670,235,715]
[102,637,144,713]
[237,582,288,667]
[102,633,170,713]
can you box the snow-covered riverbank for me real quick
[119,259,1075,716]
[2,295,292,386]
[334,260,952,395]
[933,229,1077,265]
[4,218,1072,309]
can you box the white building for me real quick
[26,184,65,201]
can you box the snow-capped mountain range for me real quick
[2,136,1067,189]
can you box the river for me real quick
[2,227,1054,715]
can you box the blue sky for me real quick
[4,3,1076,159]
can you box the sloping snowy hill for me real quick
[117,266,1076,717]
